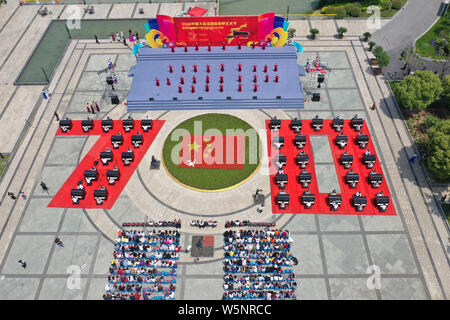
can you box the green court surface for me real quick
[16,19,148,85]
[162,113,261,191]
[219,0,320,16]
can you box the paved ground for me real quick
[0,2,449,300]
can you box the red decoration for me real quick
[180,77,184,85]
[167,78,171,86]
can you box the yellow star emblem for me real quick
[189,141,201,151]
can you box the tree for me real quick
[391,0,404,9]
[363,32,372,42]
[427,120,450,180]
[373,46,390,68]
[399,47,425,75]
[337,27,348,38]
[381,0,392,10]
[345,4,361,17]
[310,28,319,39]
[368,41,376,51]
[442,75,450,99]
[432,45,449,80]
[394,70,443,111]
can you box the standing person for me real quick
[8,192,17,201]
[86,103,91,113]
[371,103,377,110]
[40,181,49,193]
[409,153,418,163]
[18,260,26,269]
[42,89,48,100]
[19,191,27,200]
[257,203,264,213]
[123,37,127,47]
[55,238,64,247]
[90,104,95,114]
[113,73,118,85]
[94,101,100,112]
[116,32,120,42]
[111,32,115,42]
[120,31,124,40]
[135,32,139,42]
[94,34,99,44]
[129,32,135,45]
[54,111,60,121]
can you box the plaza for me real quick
[0,1,448,301]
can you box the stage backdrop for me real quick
[145,13,288,48]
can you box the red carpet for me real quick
[48,120,165,209]
[266,119,396,216]
[178,134,245,169]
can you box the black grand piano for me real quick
[356,132,369,149]
[369,170,383,188]
[290,118,302,133]
[276,192,290,209]
[94,186,108,205]
[274,153,286,169]
[106,167,120,185]
[70,188,85,204]
[335,132,348,149]
[299,170,312,188]
[340,151,353,169]
[328,190,342,211]
[141,118,153,132]
[275,173,288,188]
[332,117,344,132]
[131,132,143,148]
[295,133,307,149]
[301,190,315,208]
[122,149,134,166]
[59,118,72,133]
[375,192,390,212]
[270,118,281,131]
[81,118,93,133]
[84,168,98,185]
[100,148,113,165]
[312,115,323,131]
[346,170,359,188]
[111,132,123,149]
[273,135,284,149]
[123,117,134,132]
[297,151,309,169]
[101,118,113,132]
[351,115,364,131]
[352,192,367,211]
[363,151,376,169]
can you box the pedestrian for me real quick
[108,34,112,42]
[18,260,26,269]
[409,153,418,163]
[123,37,127,46]
[371,103,376,110]
[135,32,139,42]
[193,257,200,263]
[42,89,48,100]
[441,195,447,202]
[116,32,120,42]
[40,181,48,193]
[90,104,95,114]
[54,111,60,121]
[185,245,191,253]
[94,101,100,112]
[113,73,117,84]
[257,203,264,213]
[86,103,91,113]
[8,192,17,200]
[107,59,113,70]
[111,32,115,42]
[55,237,64,247]
[19,191,27,200]
[129,33,135,44]
[94,34,99,44]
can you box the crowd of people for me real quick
[222,229,297,300]
[190,220,218,228]
[122,220,181,228]
[103,229,180,300]
[225,220,276,228]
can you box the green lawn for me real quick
[319,0,406,18]
[162,113,261,190]
[416,13,450,59]
[0,154,11,179]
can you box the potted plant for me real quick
[310,28,319,40]
[368,41,376,52]
[287,28,296,39]
[363,32,372,42]
[337,27,348,39]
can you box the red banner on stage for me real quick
[173,16,259,46]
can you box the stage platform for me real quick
[127,46,305,111]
